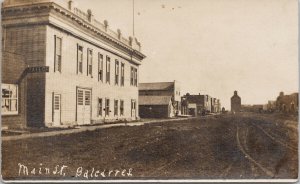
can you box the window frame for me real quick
[2,83,18,115]
[120,100,124,116]
[98,98,103,116]
[114,99,118,116]
[98,53,103,82]
[87,48,93,77]
[105,98,110,116]
[106,56,111,84]
[77,44,83,74]
[130,67,134,86]
[121,63,125,86]
[131,99,136,117]
[115,60,119,85]
[134,68,138,86]
[54,35,62,73]
[130,66,138,86]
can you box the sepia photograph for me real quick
[1,0,299,182]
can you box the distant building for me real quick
[276,92,298,113]
[138,81,181,118]
[183,94,203,117]
[181,96,189,115]
[181,93,221,116]
[241,104,263,113]
[222,107,226,113]
[241,104,251,112]
[139,96,174,118]
[206,95,212,113]
[211,98,221,113]
[211,98,216,113]
[231,91,241,113]
[267,100,276,112]
[216,99,221,113]
[262,104,268,111]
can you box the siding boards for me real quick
[3,25,47,127]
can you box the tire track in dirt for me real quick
[249,122,297,152]
[236,125,275,178]
[241,127,260,178]
[220,123,258,178]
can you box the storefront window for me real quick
[2,84,18,115]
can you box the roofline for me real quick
[2,0,146,60]
[139,81,175,84]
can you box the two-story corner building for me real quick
[138,81,181,118]
[2,0,146,129]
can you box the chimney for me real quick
[280,92,284,96]
[117,29,121,40]
[129,36,133,46]
[104,20,109,31]
[87,9,92,22]
[68,0,73,10]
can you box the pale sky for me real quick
[76,0,298,109]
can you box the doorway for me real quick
[53,93,61,126]
[77,88,91,125]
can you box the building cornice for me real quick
[2,1,146,61]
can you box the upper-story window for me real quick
[115,60,119,85]
[77,45,83,74]
[130,67,138,86]
[130,67,134,86]
[2,83,18,115]
[98,53,103,82]
[54,36,62,72]
[121,63,125,86]
[106,56,111,84]
[87,49,93,77]
[134,68,137,86]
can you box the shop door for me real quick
[77,88,91,125]
[131,99,136,118]
[53,94,61,126]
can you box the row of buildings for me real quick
[231,91,298,114]
[181,93,221,116]
[138,81,222,118]
[1,0,222,129]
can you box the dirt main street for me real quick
[2,113,298,180]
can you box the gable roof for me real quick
[139,82,174,91]
[139,96,172,105]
